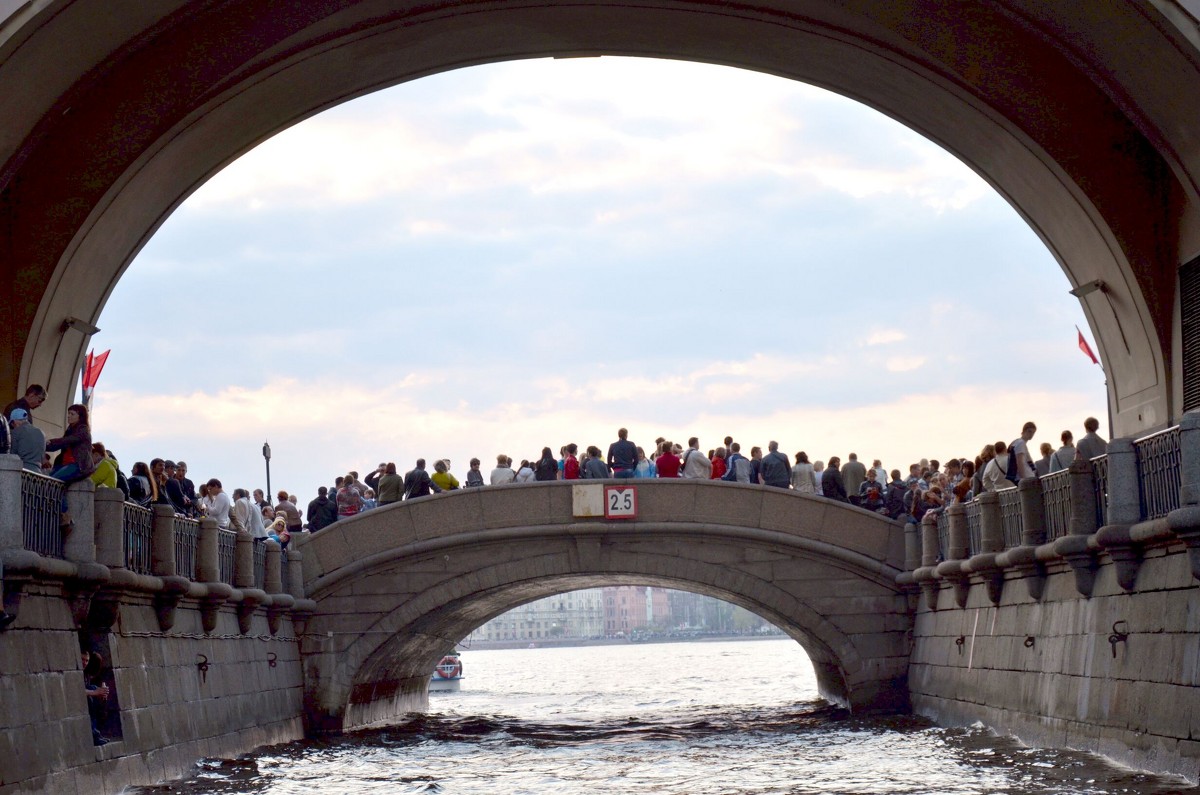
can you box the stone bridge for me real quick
[294,479,908,733]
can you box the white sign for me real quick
[604,486,638,520]
[572,484,605,518]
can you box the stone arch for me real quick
[295,481,910,733]
[1,2,1198,434]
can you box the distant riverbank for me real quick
[461,632,787,651]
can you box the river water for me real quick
[136,639,1198,794]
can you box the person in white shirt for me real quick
[681,437,712,479]
[201,478,233,530]
[490,454,516,485]
[1010,421,1038,481]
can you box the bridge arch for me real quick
[2,2,1199,436]
[295,480,909,733]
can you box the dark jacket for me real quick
[534,457,558,481]
[164,478,190,514]
[760,451,791,488]
[582,457,610,479]
[307,496,338,531]
[403,467,442,499]
[46,422,94,478]
[821,465,848,502]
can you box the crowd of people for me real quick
[1,383,1112,549]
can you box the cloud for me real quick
[865,330,907,346]
[886,356,926,373]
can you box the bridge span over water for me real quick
[294,479,908,733]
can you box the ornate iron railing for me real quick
[1092,454,1108,528]
[217,529,237,584]
[253,541,267,590]
[173,517,199,581]
[123,503,153,575]
[21,470,64,559]
[999,489,1023,548]
[1134,427,1180,520]
[1041,469,1072,541]
[936,512,948,561]
[964,500,982,557]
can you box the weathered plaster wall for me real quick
[909,545,1200,783]
[0,584,304,795]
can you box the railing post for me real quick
[234,531,255,589]
[93,487,125,569]
[63,479,96,563]
[196,517,219,583]
[264,542,283,594]
[947,503,970,559]
[977,491,1003,553]
[1018,476,1046,547]
[1179,410,1200,505]
[1054,457,1100,596]
[151,504,177,577]
[904,522,921,573]
[0,455,22,550]
[1105,437,1140,525]
[286,547,306,601]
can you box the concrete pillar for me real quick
[920,517,939,567]
[286,547,306,600]
[904,522,921,572]
[93,486,125,569]
[196,517,219,583]
[1018,476,1047,546]
[151,504,177,577]
[1069,457,1100,534]
[977,490,1003,553]
[264,541,283,594]
[63,479,95,563]
[946,502,969,560]
[1104,437,1140,526]
[1179,410,1200,505]
[0,455,22,550]
[234,531,255,589]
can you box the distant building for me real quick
[603,586,670,635]
[465,588,605,642]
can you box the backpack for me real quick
[1005,440,1021,483]
[115,468,131,500]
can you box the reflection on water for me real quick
[133,640,1200,795]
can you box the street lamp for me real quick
[262,441,272,499]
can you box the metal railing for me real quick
[1041,469,1072,541]
[123,503,153,575]
[1092,454,1109,527]
[253,541,267,590]
[174,517,199,581]
[936,512,948,561]
[964,500,982,557]
[21,470,64,559]
[217,528,236,585]
[999,489,1023,548]
[1134,427,1180,520]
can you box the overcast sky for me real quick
[91,57,1106,502]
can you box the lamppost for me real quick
[262,441,272,500]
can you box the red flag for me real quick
[1076,326,1099,365]
[83,349,110,389]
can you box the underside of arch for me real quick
[1,2,1198,434]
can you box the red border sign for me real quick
[604,485,638,519]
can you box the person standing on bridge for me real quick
[375,463,403,505]
[681,438,711,479]
[337,474,364,517]
[842,453,867,506]
[1075,416,1109,460]
[791,451,818,493]
[404,459,443,499]
[3,383,46,425]
[491,454,516,485]
[654,442,680,478]
[607,428,638,478]
[8,408,45,472]
[821,456,849,503]
[1009,421,1038,481]
[275,491,303,537]
[760,441,791,489]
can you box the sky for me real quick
[90,56,1107,503]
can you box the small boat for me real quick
[429,652,463,692]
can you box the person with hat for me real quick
[9,408,45,472]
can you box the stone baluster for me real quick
[1018,477,1046,547]
[1170,411,1200,582]
[151,504,176,577]
[63,479,96,563]
[904,522,921,573]
[0,455,23,551]
[150,504,187,631]
[977,491,1002,553]
[286,547,306,601]
[234,532,254,589]
[1054,457,1100,596]
[196,517,219,583]
[93,487,125,569]
[1105,438,1141,526]
[944,502,975,607]
[921,516,939,568]
[264,542,283,595]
